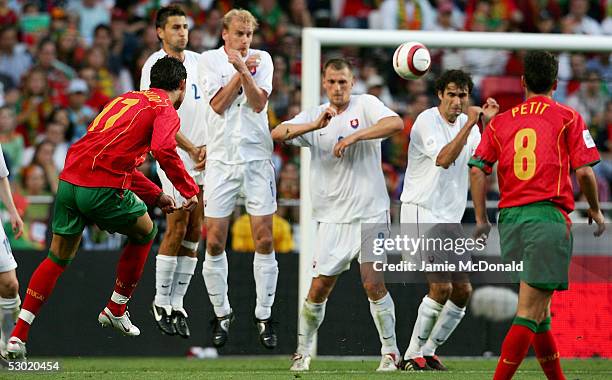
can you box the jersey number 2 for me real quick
[88,97,139,132]
[513,128,536,180]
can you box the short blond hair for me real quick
[223,9,258,30]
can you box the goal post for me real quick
[298,28,612,355]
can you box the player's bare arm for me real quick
[228,50,268,113]
[333,115,403,158]
[576,166,606,236]
[469,166,492,242]
[0,176,23,238]
[436,106,483,169]
[209,70,242,115]
[271,107,337,142]
[481,97,500,126]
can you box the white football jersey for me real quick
[198,47,273,164]
[0,145,8,178]
[286,94,397,223]
[400,106,481,223]
[140,49,207,176]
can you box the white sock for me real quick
[154,255,177,306]
[422,300,466,356]
[0,296,20,346]
[202,251,231,317]
[404,296,444,360]
[253,252,278,320]
[297,299,326,356]
[369,293,399,356]
[171,256,198,310]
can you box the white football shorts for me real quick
[312,211,390,277]
[204,160,277,218]
[0,224,17,273]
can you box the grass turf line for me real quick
[3,357,611,379]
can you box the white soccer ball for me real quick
[392,41,431,80]
[470,286,518,322]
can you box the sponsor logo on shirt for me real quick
[350,118,359,129]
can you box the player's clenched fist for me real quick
[181,195,198,212]
[156,193,177,214]
[315,107,336,130]
[227,49,248,74]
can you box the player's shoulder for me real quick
[552,100,580,123]
[413,107,437,127]
[200,46,223,59]
[142,49,166,66]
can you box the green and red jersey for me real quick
[469,95,600,212]
[60,88,199,205]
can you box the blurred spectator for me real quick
[68,0,111,45]
[65,78,95,140]
[277,161,299,224]
[23,121,69,171]
[187,27,207,53]
[366,74,394,109]
[141,24,162,52]
[0,0,18,26]
[0,105,24,175]
[0,25,33,87]
[197,8,222,51]
[604,3,612,34]
[431,1,463,31]
[379,0,436,30]
[33,38,76,103]
[566,70,608,133]
[56,27,86,69]
[334,0,371,28]
[231,212,294,253]
[464,0,523,32]
[515,0,561,33]
[84,46,115,97]
[563,0,603,35]
[79,66,111,111]
[15,68,54,145]
[286,0,313,35]
[13,163,52,249]
[47,107,75,142]
[250,0,285,45]
[23,140,59,194]
[534,9,559,33]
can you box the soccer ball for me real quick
[470,286,518,322]
[392,41,431,80]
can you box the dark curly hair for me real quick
[523,51,558,94]
[150,56,187,91]
[434,69,474,95]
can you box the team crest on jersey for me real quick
[250,66,257,75]
[350,119,359,129]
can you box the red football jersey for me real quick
[60,88,199,205]
[470,95,600,212]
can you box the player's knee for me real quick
[362,281,386,300]
[451,283,472,306]
[207,239,225,255]
[129,224,157,245]
[254,235,273,253]
[429,283,452,302]
[0,278,19,298]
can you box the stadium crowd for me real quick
[0,0,610,250]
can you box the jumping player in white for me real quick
[197,8,278,349]
[272,58,404,371]
[140,5,207,339]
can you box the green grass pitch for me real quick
[3,357,611,379]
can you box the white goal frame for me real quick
[299,28,612,355]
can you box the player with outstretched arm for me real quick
[272,58,404,372]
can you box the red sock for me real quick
[106,239,154,316]
[493,317,538,380]
[534,330,565,379]
[12,256,68,342]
